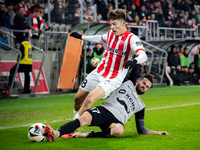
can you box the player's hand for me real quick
[147,130,169,135]
[124,59,137,69]
[70,32,82,39]
[157,131,169,135]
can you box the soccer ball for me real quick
[91,57,100,67]
[27,123,46,142]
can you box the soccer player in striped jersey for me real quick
[70,9,147,120]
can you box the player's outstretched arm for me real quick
[136,119,169,135]
[70,32,104,43]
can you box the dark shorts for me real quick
[86,106,124,131]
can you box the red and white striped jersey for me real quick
[97,30,145,79]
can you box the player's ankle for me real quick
[56,130,60,138]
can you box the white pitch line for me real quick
[146,102,200,110]
[0,102,200,130]
[0,118,73,130]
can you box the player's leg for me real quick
[77,86,105,117]
[8,65,17,88]
[74,88,89,111]
[23,71,31,93]
[44,111,93,141]
[77,76,123,117]
[74,71,100,118]
[109,123,124,136]
[73,123,124,138]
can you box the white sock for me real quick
[57,131,60,137]
[73,112,80,120]
[73,110,78,118]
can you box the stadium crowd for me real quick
[0,0,200,86]
[0,0,200,35]
[166,44,200,86]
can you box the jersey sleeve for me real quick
[130,36,146,53]
[101,33,107,43]
[82,31,108,43]
[135,108,149,134]
[130,36,147,64]
[135,108,145,119]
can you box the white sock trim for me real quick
[73,110,78,118]
[73,113,80,120]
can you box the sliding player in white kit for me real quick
[44,74,169,141]
[70,9,147,119]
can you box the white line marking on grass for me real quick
[0,118,73,129]
[1,102,200,130]
[146,102,200,110]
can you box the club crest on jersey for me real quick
[133,92,138,98]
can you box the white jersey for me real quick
[97,30,146,79]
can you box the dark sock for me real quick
[91,128,111,138]
[58,119,80,136]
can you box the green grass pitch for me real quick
[0,85,200,150]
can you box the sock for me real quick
[58,119,80,136]
[91,128,111,138]
[73,112,80,120]
[57,131,60,137]
[73,110,77,118]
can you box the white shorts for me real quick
[79,69,124,98]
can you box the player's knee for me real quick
[115,128,124,136]
[78,112,92,126]
[111,124,124,136]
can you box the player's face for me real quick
[109,19,126,36]
[136,78,152,95]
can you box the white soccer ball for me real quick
[91,57,100,67]
[27,123,46,142]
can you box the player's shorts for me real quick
[86,106,124,131]
[79,69,124,98]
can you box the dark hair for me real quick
[107,9,126,21]
[18,6,24,10]
[139,73,153,86]
[179,45,183,48]
[171,45,176,49]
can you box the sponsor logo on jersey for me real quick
[117,97,130,114]
[136,41,142,46]
[105,47,126,56]
[125,94,135,112]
